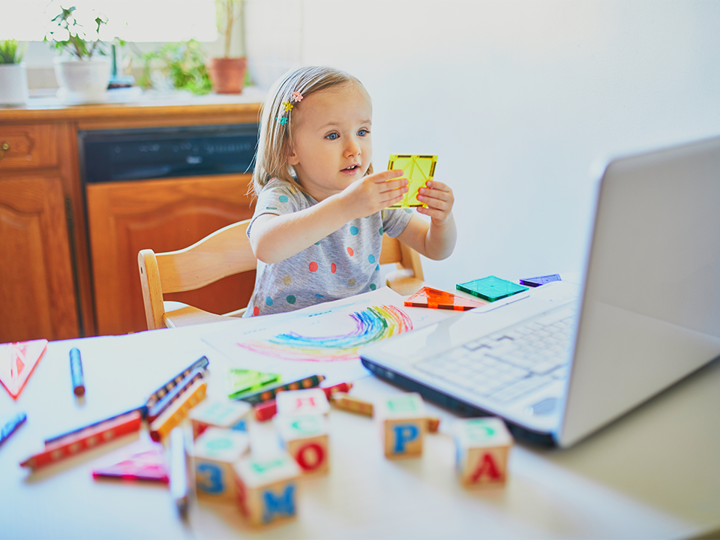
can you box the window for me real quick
[0,0,217,42]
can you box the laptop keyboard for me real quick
[414,305,577,404]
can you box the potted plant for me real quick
[46,6,112,104]
[208,0,247,94]
[140,40,213,95]
[0,40,28,106]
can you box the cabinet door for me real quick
[0,177,79,342]
[0,124,59,170]
[87,174,256,336]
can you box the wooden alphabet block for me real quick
[375,393,427,459]
[454,417,513,488]
[149,380,207,442]
[233,452,300,526]
[275,388,330,417]
[194,428,249,500]
[275,414,329,475]
[189,400,252,439]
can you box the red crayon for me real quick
[20,411,142,471]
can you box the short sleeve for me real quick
[381,208,414,238]
[247,179,301,238]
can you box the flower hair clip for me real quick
[277,91,304,126]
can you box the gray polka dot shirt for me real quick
[244,178,413,317]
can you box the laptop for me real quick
[360,135,720,448]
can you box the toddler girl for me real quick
[244,66,456,317]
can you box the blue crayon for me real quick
[0,412,27,447]
[70,348,85,396]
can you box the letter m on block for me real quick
[262,484,296,523]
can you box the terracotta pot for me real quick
[208,57,247,94]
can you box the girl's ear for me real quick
[287,147,300,166]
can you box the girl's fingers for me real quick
[383,187,408,204]
[417,194,451,211]
[379,179,409,193]
[371,169,405,183]
[417,206,449,220]
[425,180,451,192]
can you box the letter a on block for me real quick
[454,417,513,487]
[470,452,503,483]
[262,484,296,524]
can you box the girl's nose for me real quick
[345,137,361,157]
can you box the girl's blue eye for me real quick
[358,129,369,136]
[326,133,339,140]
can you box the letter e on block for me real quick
[232,452,300,526]
[275,414,329,475]
[375,393,427,459]
[454,417,513,488]
[194,428,249,500]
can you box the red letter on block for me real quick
[470,452,503,483]
[295,397,316,410]
[295,442,325,471]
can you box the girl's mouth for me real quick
[342,164,359,172]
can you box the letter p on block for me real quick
[376,393,426,459]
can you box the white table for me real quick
[1,317,719,539]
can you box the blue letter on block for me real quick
[393,424,419,453]
[197,462,224,494]
[262,484,296,523]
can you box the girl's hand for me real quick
[340,170,409,219]
[416,180,454,225]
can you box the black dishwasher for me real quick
[78,123,258,183]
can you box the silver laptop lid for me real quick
[559,136,720,447]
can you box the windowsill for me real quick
[18,86,266,107]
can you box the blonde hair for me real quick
[251,66,373,197]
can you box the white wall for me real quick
[247,0,720,291]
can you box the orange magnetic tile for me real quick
[404,286,486,311]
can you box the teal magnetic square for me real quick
[456,276,528,302]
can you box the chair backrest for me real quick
[138,220,424,330]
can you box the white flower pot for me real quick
[0,63,29,106]
[54,56,111,104]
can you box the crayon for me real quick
[427,417,441,433]
[44,405,146,446]
[330,393,374,416]
[21,411,142,471]
[253,382,354,422]
[145,356,210,410]
[149,379,207,442]
[69,348,85,396]
[146,368,205,423]
[169,427,189,518]
[0,412,27,447]
[227,368,280,399]
[233,374,325,405]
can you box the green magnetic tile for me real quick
[456,276,528,302]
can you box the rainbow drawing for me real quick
[237,305,413,362]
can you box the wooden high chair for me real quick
[138,219,425,330]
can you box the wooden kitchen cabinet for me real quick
[87,174,256,336]
[0,176,79,342]
[0,96,262,341]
